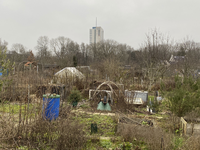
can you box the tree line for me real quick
[1,36,135,68]
[1,29,200,83]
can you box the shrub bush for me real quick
[12,106,87,149]
[117,123,172,150]
[163,76,200,117]
[68,87,82,103]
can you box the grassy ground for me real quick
[0,98,179,149]
[70,107,151,149]
[14,139,148,150]
[0,103,35,114]
[71,112,117,137]
[86,138,148,150]
[0,102,42,122]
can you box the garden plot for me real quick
[71,112,117,137]
[0,102,42,127]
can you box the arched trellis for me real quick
[91,81,125,102]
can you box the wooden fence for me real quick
[172,115,187,135]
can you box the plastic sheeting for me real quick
[125,90,148,104]
[97,102,111,111]
[53,67,85,84]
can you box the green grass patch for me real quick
[79,104,90,109]
[148,95,155,101]
[86,138,148,150]
[72,113,117,137]
[0,103,41,119]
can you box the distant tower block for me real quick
[89,19,104,44]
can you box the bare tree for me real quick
[50,36,80,67]
[0,39,8,52]
[96,40,118,61]
[88,40,121,64]
[8,43,28,63]
[80,43,87,65]
[175,39,200,77]
[116,43,132,65]
[11,43,26,54]
[137,29,172,90]
[50,36,71,59]
[35,36,52,64]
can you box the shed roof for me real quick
[169,55,185,63]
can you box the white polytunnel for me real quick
[52,67,85,84]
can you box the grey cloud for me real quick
[0,0,200,51]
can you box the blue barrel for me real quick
[0,68,2,77]
[43,94,60,121]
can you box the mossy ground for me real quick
[86,139,148,150]
[71,113,117,137]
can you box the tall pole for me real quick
[28,84,30,112]
[96,17,97,28]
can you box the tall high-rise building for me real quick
[89,26,104,44]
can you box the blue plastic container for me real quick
[0,68,9,77]
[0,68,2,77]
[43,94,60,121]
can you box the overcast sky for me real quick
[0,0,200,52]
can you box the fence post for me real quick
[28,85,30,112]
[161,136,164,150]
[180,117,187,135]
[18,102,22,135]
[174,123,175,134]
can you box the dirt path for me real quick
[72,109,116,116]
[72,109,163,120]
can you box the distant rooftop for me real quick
[169,55,185,63]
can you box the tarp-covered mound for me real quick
[52,67,85,84]
[97,102,111,111]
